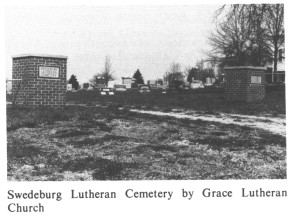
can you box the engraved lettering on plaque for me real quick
[38,66,60,79]
[251,76,261,84]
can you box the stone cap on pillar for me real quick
[224,66,267,71]
[12,54,68,59]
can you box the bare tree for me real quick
[90,56,114,87]
[207,10,255,66]
[208,4,284,70]
[264,4,284,76]
[169,62,182,74]
[163,62,184,84]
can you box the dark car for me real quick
[169,80,183,90]
[114,84,127,92]
[99,88,115,96]
[138,84,151,94]
[179,84,190,90]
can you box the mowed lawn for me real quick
[7,86,286,180]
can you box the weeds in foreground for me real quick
[7,88,286,180]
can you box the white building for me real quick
[122,77,135,89]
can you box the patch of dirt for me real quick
[101,134,133,142]
[68,134,141,148]
[130,109,286,136]
[135,144,178,153]
[61,156,138,180]
[49,128,93,138]
[211,131,228,136]
[68,137,103,147]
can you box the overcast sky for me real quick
[5,5,220,83]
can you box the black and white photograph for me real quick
[1,0,291,218]
[5,3,286,181]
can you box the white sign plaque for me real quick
[251,76,261,84]
[67,84,72,91]
[39,66,60,79]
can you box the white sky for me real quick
[5,5,220,83]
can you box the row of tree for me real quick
[163,62,215,85]
[207,4,284,72]
[68,59,215,90]
[68,56,145,89]
[90,56,145,86]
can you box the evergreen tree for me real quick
[187,67,198,83]
[68,74,79,90]
[133,69,144,84]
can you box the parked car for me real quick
[99,88,115,96]
[190,80,204,89]
[138,84,151,94]
[161,85,168,94]
[114,84,127,92]
[169,80,184,90]
[179,84,191,90]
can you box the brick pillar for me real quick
[12,54,67,107]
[224,66,266,102]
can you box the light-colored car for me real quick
[190,80,204,89]
[114,84,127,92]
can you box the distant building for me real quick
[147,80,158,88]
[265,49,285,83]
[147,80,156,85]
[107,80,115,88]
[122,77,136,89]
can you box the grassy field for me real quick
[7,86,286,180]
